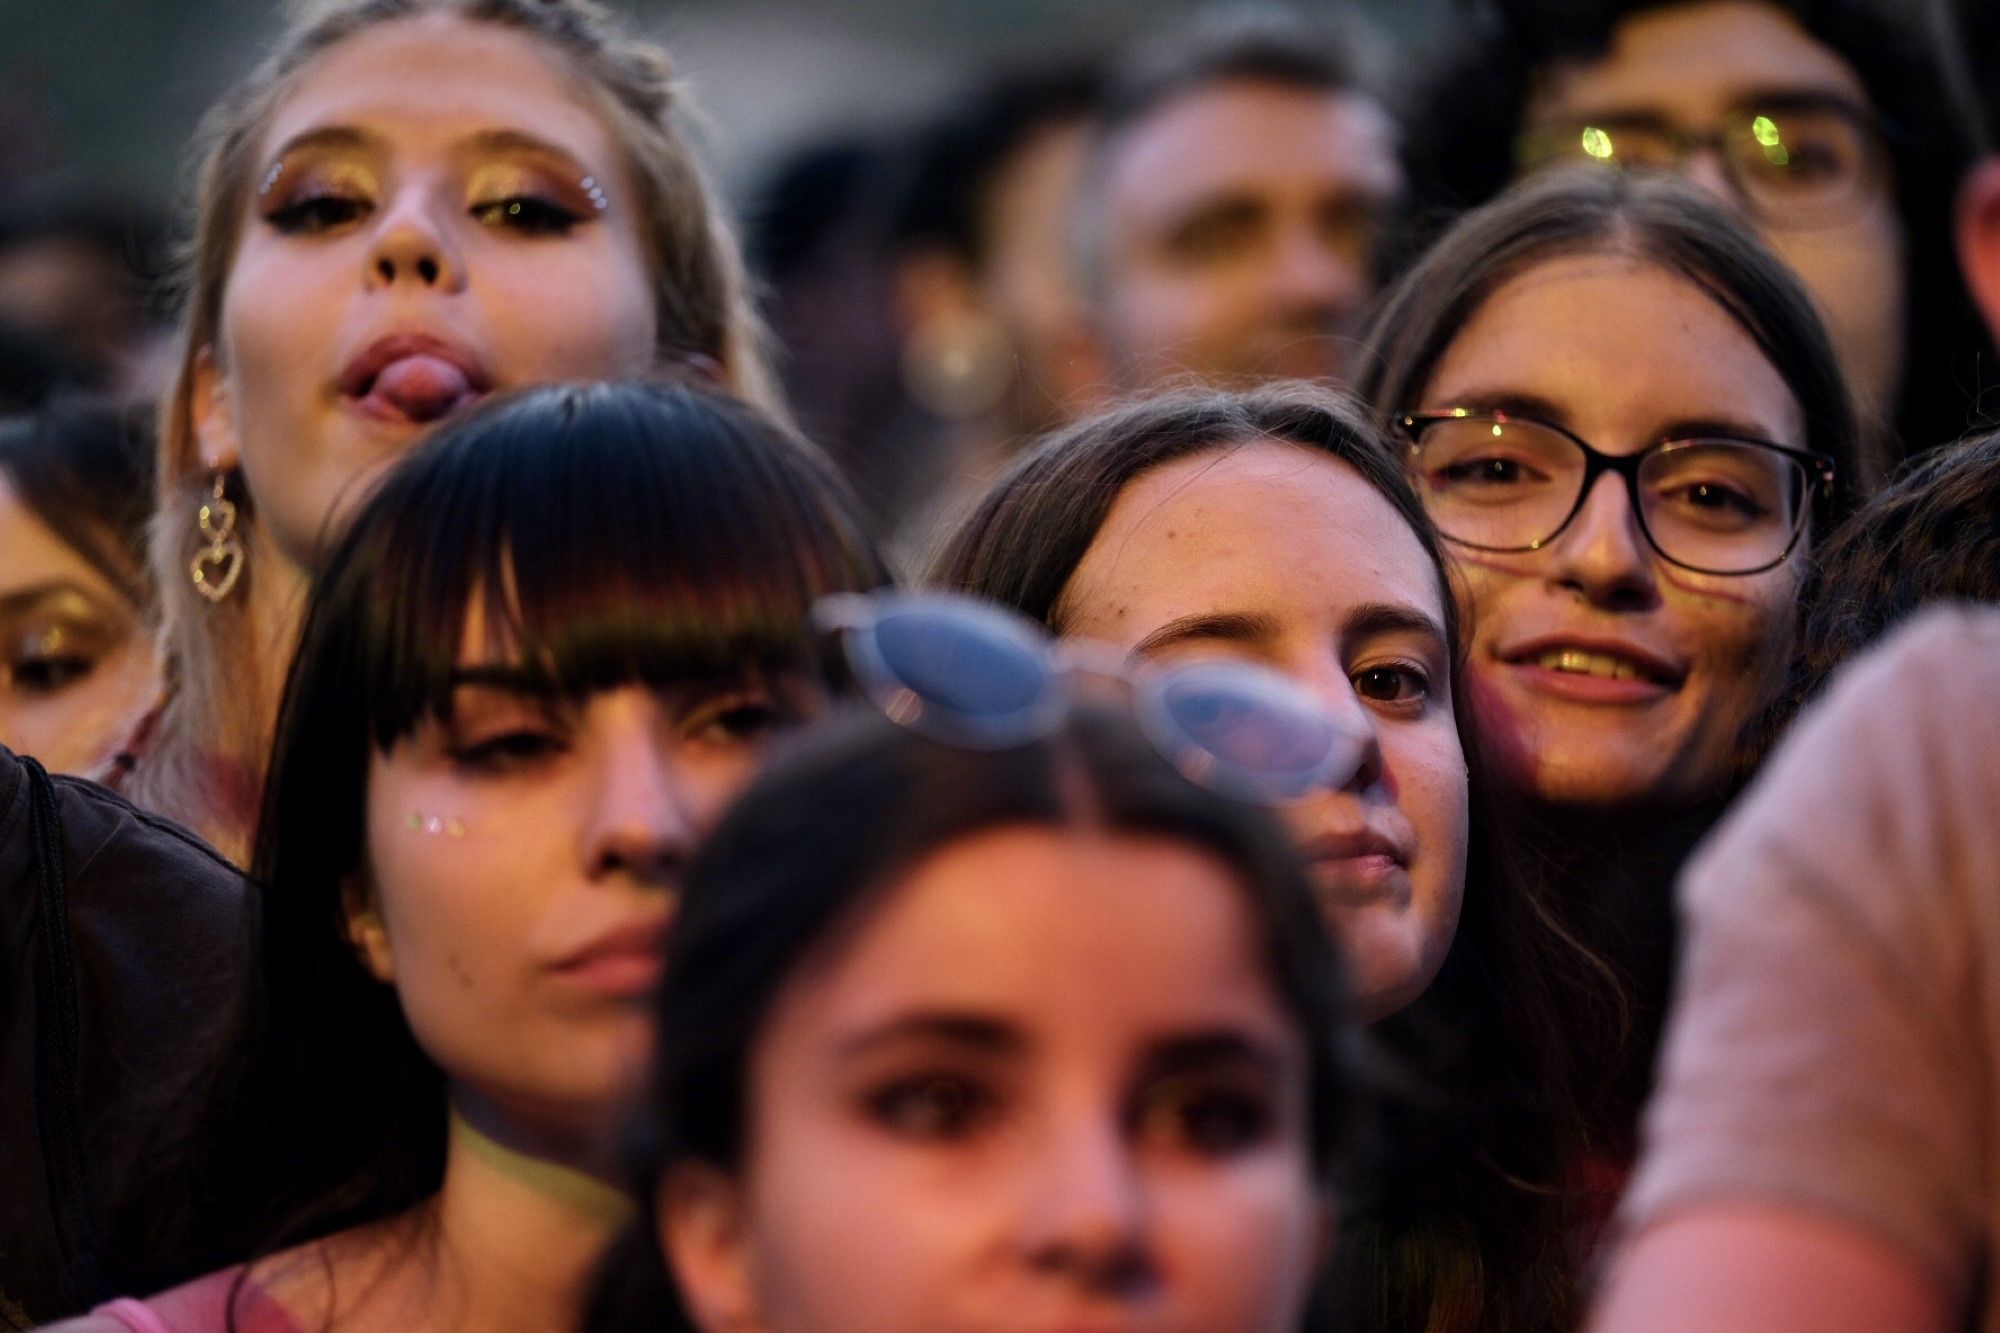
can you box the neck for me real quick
[424,1099,632,1332]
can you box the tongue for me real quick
[368,354,475,422]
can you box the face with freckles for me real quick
[1058,442,1468,1021]
[662,825,1325,1333]
[350,615,794,1139]
[195,13,658,573]
[1414,251,1808,809]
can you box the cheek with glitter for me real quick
[407,811,468,838]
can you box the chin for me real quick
[1336,907,1446,1022]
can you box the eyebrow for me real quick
[1133,610,1282,657]
[267,125,591,169]
[1418,393,1787,450]
[835,1012,1025,1061]
[1342,601,1448,653]
[0,581,121,619]
[1136,1030,1293,1084]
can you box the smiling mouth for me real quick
[1535,648,1656,682]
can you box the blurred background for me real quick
[0,1,1454,196]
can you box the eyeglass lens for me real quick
[1538,104,1872,224]
[1412,416,1808,573]
[871,605,1053,726]
[1151,664,1361,800]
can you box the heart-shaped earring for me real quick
[191,472,246,604]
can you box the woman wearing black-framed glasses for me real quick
[1356,167,1868,1283]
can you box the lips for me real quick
[338,332,491,426]
[550,918,671,997]
[1298,827,1412,906]
[1499,635,1687,688]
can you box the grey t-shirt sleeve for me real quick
[1619,607,2000,1298]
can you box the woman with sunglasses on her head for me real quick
[934,384,1616,1330]
[108,0,775,865]
[57,381,888,1333]
[1353,168,1868,1205]
[583,674,1370,1333]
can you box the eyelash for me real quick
[449,726,565,775]
[262,190,585,238]
[866,1074,992,1141]
[470,194,583,237]
[1352,661,1432,708]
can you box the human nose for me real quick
[1545,471,1660,609]
[1272,223,1368,318]
[1017,1111,1155,1298]
[1289,654,1386,795]
[363,186,466,293]
[1675,142,1742,215]
[581,722,696,887]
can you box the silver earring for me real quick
[190,472,245,604]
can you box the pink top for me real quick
[86,1269,303,1333]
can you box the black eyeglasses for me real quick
[814,591,1367,804]
[1399,410,1835,576]
[1515,94,1888,230]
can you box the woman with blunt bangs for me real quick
[584,704,1371,1333]
[1353,169,1866,1208]
[112,0,777,865]
[933,384,1617,1331]
[68,382,888,1332]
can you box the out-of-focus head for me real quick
[1358,169,1862,811]
[1074,5,1401,392]
[0,399,158,774]
[890,64,1104,436]
[1405,0,1988,454]
[0,184,172,399]
[935,385,1467,1021]
[1779,428,2000,732]
[1949,0,2000,346]
[255,380,886,1175]
[587,704,1364,1333]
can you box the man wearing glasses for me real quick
[1406,0,1990,463]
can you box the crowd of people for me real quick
[3,0,1999,1329]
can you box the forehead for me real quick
[261,13,619,164]
[1104,79,1400,225]
[1528,0,1871,124]
[1422,252,1805,443]
[789,825,1291,1039]
[1065,441,1444,640]
[0,475,118,600]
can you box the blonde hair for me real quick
[132,0,780,857]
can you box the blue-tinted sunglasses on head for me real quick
[814,591,1366,805]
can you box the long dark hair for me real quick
[1395,0,1989,460]
[584,703,1370,1332]
[111,380,890,1300]
[932,384,1618,1331]
[1357,168,1867,524]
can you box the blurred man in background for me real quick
[1072,6,1402,393]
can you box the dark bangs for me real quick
[326,379,891,751]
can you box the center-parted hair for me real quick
[112,379,889,1298]
[583,703,1369,1332]
[1355,168,1869,521]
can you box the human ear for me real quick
[1955,157,2000,346]
[657,1164,766,1332]
[342,875,396,985]
[191,345,242,473]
